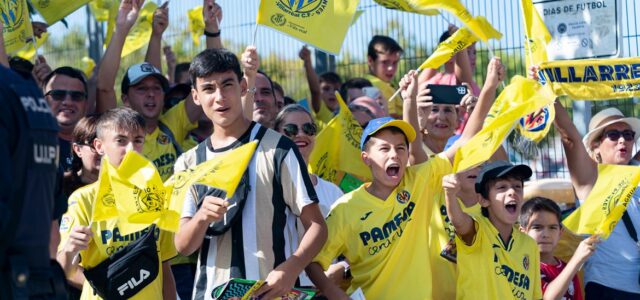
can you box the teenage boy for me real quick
[520,197,599,300]
[306,66,498,299]
[299,46,343,128]
[443,160,542,300]
[173,48,327,299]
[365,35,403,118]
[56,107,177,299]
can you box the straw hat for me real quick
[582,108,640,153]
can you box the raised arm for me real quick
[240,46,259,120]
[542,236,598,300]
[400,70,428,165]
[145,2,169,70]
[164,46,176,85]
[299,46,322,113]
[443,174,476,245]
[96,0,145,113]
[204,0,223,49]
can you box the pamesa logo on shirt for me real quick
[359,201,415,256]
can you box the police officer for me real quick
[0,57,67,298]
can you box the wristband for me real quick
[204,29,221,38]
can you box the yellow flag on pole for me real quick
[309,92,372,184]
[372,0,439,16]
[104,0,119,48]
[417,27,478,71]
[81,56,96,78]
[520,0,551,69]
[563,164,640,239]
[188,6,204,47]
[1,0,34,55]
[256,0,360,55]
[92,157,118,222]
[121,2,157,58]
[453,76,556,172]
[90,0,116,22]
[31,0,91,24]
[15,32,48,60]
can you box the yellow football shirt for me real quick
[455,214,542,300]
[145,101,197,181]
[314,154,452,299]
[58,183,177,300]
[312,100,334,132]
[364,74,400,118]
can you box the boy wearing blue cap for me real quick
[306,69,500,299]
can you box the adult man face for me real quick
[44,69,88,137]
[253,72,277,128]
[121,63,169,122]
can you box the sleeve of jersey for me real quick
[158,230,178,262]
[455,216,482,254]
[413,153,453,192]
[57,189,91,253]
[532,248,543,300]
[312,205,347,270]
[159,101,197,145]
[280,142,319,216]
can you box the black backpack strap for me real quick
[158,121,183,156]
[622,211,639,245]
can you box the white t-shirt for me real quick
[314,177,344,217]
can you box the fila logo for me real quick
[117,269,151,296]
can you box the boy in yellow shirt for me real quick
[56,107,177,299]
[443,160,542,300]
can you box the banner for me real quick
[1,0,34,54]
[563,164,640,239]
[31,0,91,24]
[188,6,204,46]
[309,92,372,184]
[417,27,478,71]
[372,0,439,15]
[537,57,640,100]
[256,0,360,55]
[121,2,157,58]
[521,0,551,69]
[453,76,556,172]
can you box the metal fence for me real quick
[41,0,640,179]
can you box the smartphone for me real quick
[427,84,467,105]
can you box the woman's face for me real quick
[278,111,317,162]
[421,103,458,140]
[72,141,101,176]
[593,122,635,165]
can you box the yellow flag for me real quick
[188,6,204,47]
[350,9,364,26]
[256,0,359,55]
[121,2,157,58]
[417,27,478,71]
[309,92,372,184]
[563,164,640,239]
[81,56,96,78]
[92,157,118,222]
[1,0,34,55]
[372,0,439,16]
[15,32,48,60]
[104,0,119,48]
[516,104,555,144]
[453,76,556,172]
[521,0,551,69]
[409,0,502,42]
[90,0,116,22]
[31,0,91,24]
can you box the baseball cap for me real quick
[360,117,416,150]
[121,63,169,95]
[474,160,532,194]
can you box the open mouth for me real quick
[386,164,400,177]
[215,107,230,113]
[434,124,449,129]
[295,141,309,148]
[505,202,517,214]
[466,174,477,180]
[143,102,157,109]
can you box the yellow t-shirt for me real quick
[312,100,334,132]
[364,74,400,118]
[145,101,197,181]
[314,154,452,299]
[455,214,542,300]
[58,183,177,300]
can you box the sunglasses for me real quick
[602,129,636,141]
[46,90,87,102]
[282,123,317,138]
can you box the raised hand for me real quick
[116,0,145,33]
[152,2,169,37]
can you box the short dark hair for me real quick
[363,127,408,152]
[439,30,451,44]
[319,72,342,85]
[190,49,243,88]
[175,62,191,83]
[283,96,296,106]
[340,77,373,100]
[367,35,403,61]
[96,107,145,139]
[273,81,285,96]
[519,197,562,228]
[43,66,88,94]
[479,176,526,218]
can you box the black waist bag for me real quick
[83,224,159,299]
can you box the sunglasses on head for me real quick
[282,123,317,138]
[602,129,636,142]
[46,90,87,102]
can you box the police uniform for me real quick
[0,66,66,299]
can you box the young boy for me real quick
[365,35,403,118]
[520,197,599,300]
[443,160,541,300]
[56,107,177,299]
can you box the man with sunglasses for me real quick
[43,67,90,172]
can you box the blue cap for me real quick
[121,62,169,94]
[360,117,417,150]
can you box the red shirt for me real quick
[540,258,583,300]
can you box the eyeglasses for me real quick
[74,142,97,154]
[602,129,636,141]
[282,123,317,138]
[45,90,87,102]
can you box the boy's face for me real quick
[192,70,247,128]
[480,177,524,227]
[124,77,165,121]
[320,81,340,111]
[522,211,562,255]
[458,166,480,194]
[368,48,401,83]
[361,130,409,189]
[94,127,145,167]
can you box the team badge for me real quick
[396,190,410,204]
[158,134,170,145]
[522,254,530,271]
[59,215,73,232]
